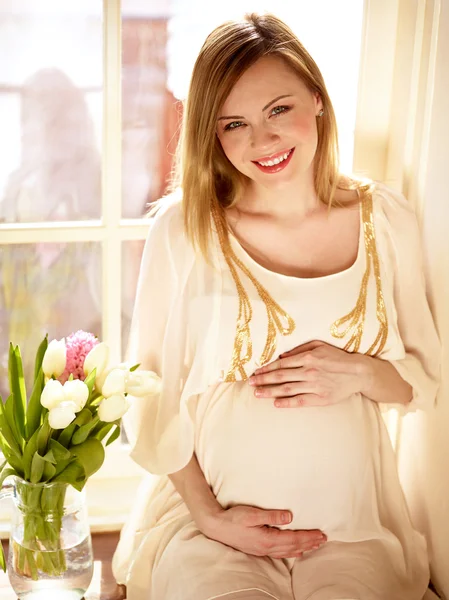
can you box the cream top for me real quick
[123,181,440,476]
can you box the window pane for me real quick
[0,242,102,399]
[122,240,145,355]
[0,2,103,223]
[121,6,173,218]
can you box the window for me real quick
[0,0,394,531]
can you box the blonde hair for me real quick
[169,12,368,259]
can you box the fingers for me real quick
[247,509,293,527]
[259,527,327,557]
[249,367,313,387]
[253,351,316,375]
[252,382,315,399]
[248,370,332,406]
[280,340,325,358]
[273,394,331,408]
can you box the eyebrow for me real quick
[217,94,294,121]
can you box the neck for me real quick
[238,173,321,219]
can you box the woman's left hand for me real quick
[248,340,368,408]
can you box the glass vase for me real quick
[1,476,94,600]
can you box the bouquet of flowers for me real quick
[0,330,160,578]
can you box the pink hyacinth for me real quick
[59,330,99,384]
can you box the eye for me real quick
[224,121,245,132]
[270,105,291,117]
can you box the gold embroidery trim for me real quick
[330,192,388,355]
[211,205,295,382]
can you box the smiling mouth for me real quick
[252,148,295,173]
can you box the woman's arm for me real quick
[168,453,327,558]
[356,354,413,405]
[168,454,222,531]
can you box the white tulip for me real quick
[125,370,161,397]
[41,379,66,410]
[95,362,131,395]
[42,339,67,379]
[98,394,130,422]
[48,401,77,429]
[63,379,89,412]
[101,368,127,398]
[95,367,109,392]
[83,342,109,379]
[116,362,132,371]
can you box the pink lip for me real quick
[251,147,295,174]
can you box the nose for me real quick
[250,123,280,153]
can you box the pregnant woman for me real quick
[113,12,440,600]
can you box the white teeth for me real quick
[257,150,291,167]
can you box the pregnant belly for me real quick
[195,382,377,536]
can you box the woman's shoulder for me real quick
[144,192,197,267]
[365,181,424,267]
[370,181,419,237]
[149,191,184,235]
[337,177,419,244]
[340,176,417,223]
[371,181,415,213]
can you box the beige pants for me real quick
[151,522,425,600]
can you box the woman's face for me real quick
[216,55,323,190]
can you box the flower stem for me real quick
[15,482,68,578]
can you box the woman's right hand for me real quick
[199,505,327,559]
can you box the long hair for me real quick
[169,12,367,259]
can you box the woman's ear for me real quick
[314,92,323,115]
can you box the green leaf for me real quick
[51,460,86,491]
[57,423,77,448]
[83,368,97,397]
[106,424,121,447]
[0,541,5,572]
[37,414,52,455]
[71,416,100,446]
[57,409,92,448]
[4,395,23,452]
[8,344,26,440]
[129,363,140,372]
[48,439,71,462]
[42,450,56,464]
[93,423,114,442]
[30,452,46,483]
[51,457,75,478]
[0,434,23,476]
[0,411,22,457]
[23,428,40,480]
[0,467,18,487]
[34,335,48,383]
[70,438,105,478]
[42,462,56,481]
[73,409,92,427]
[25,368,45,440]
